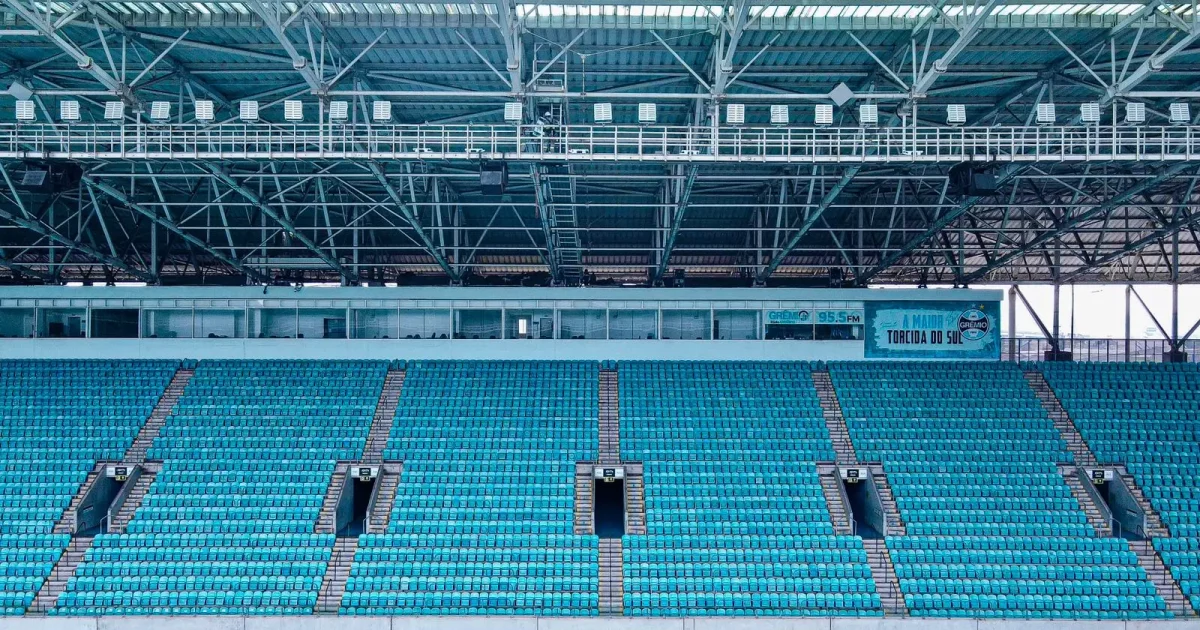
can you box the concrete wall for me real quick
[2,617,1196,630]
[0,338,866,361]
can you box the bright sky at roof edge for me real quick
[877,284,1200,339]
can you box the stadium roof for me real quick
[0,0,1199,286]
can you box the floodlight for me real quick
[372,100,392,122]
[1036,102,1056,125]
[1079,102,1100,125]
[726,103,744,126]
[284,100,304,122]
[194,99,215,122]
[638,102,656,124]
[593,102,612,124]
[814,104,833,126]
[14,100,34,122]
[859,103,878,127]
[770,104,789,126]
[149,101,171,122]
[503,101,523,122]
[239,100,259,122]
[103,101,125,121]
[947,104,966,126]
[328,100,349,124]
[1170,102,1190,125]
[1125,102,1146,125]
[59,100,80,123]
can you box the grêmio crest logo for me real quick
[957,306,991,342]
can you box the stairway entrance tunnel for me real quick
[594,478,625,538]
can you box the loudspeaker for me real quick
[1043,350,1073,362]
[949,162,999,196]
[16,162,83,193]
[480,162,507,196]
[1163,350,1189,363]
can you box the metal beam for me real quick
[83,176,271,284]
[202,165,351,281]
[365,162,460,282]
[1060,205,1200,282]
[653,165,699,282]
[529,164,562,282]
[246,0,324,92]
[1108,26,1200,103]
[910,0,1003,97]
[0,197,155,282]
[856,164,1024,285]
[757,165,861,283]
[1,0,138,105]
[960,163,1195,284]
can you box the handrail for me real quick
[104,464,143,533]
[866,464,890,536]
[3,122,1200,164]
[363,471,384,534]
[1075,467,1121,538]
[833,467,857,537]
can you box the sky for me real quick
[879,283,1200,340]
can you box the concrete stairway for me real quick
[1116,466,1171,538]
[598,538,624,615]
[624,463,646,535]
[818,465,854,535]
[27,536,94,614]
[598,369,620,464]
[574,463,593,535]
[872,470,906,536]
[108,467,157,533]
[1061,466,1113,537]
[362,369,406,464]
[365,464,401,533]
[1129,540,1196,617]
[124,368,193,465]
[863,540,907,616]
[53,462,107,535]
[812,370,857,465]
[316,462,350,534]
[315,537,358,614]
[1024,370,1097,467]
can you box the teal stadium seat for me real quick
[54,360,387,616]
[828,361,1169,619]
[0,359,176,615]
[341,361,600,617]
[1039,362,1200,611]
[619,361,882,618]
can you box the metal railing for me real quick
[1075,467,1122,538]
[1003,337,1200,363]
[4,122,1200,163]
[102,465,143,534]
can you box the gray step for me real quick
[811,371,857,465]
[575,463,594,535]
[110,471,158,533]
[363,370,406,464]
[27,537,95,614]
[1023,371,1098,466]
[315,538,359,614]
[871,472,907,536]
[818,473,854,535]
[862,539,907,616]
[1129,541,1196,617]
[316,464,349,534]
[366,467,403,533]
[1116,467,1171,537]
[1061,472,1113,537]
[598,538,624,615]
[54,463,107,534]
[125,368,194,464]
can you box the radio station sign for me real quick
[865,300,1000,359]
[766,309,863,326]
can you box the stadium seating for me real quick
[1039,362,1200,614]
[620,361,881,617]
[55,360,387,616]
[341,361,599,616]
[829,361,1169,619]
[0,359,176,615]
[1039,363,1200,536]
